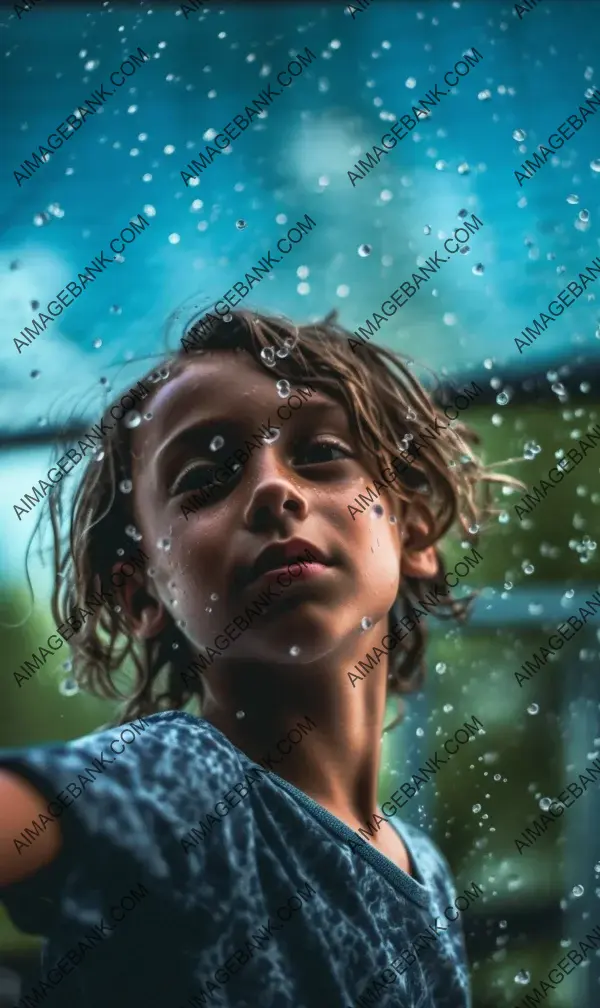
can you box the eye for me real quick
[296,437,354,466]
[169,461,240,501]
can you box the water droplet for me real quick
[443,313,456,326]
[423,225,431,235]
[360,616,373,632]
[30,369,40,379]
[579,209,590,222]
[435,662,447,675]
[157,537,171,552]
[118,479,133,494]
[125,524,140,539]
[124,411,142,429]
[210,593,219,601]
[527,703,539,715]
[236,219,247,230]
[59,677,79,697]
[472,263,485,275]
[539,797,552,811]
[168,233,181,245]
[514,970,530,985]
[405,76,417,89]
[372,504,384,517]
[512,129,526,141]
[144,412,153,421]
[289,645,301,657]
[389,515,397,525]
[93,338,102,349]
[478,89,492,101]
[260,347,277,367]
[283,334,299,352]
[457,209,468,219]
[472,803,482,813]
[468,524,480,534]
[275,347,289,359]
[236,710,246,719]
[443,703,454,713]
[459,245,470,255]
[262,426,280,445]
[571,884,584,898]
[591,159,600,173]
[566,194,580,205]
[457,162,470,175]
[523,563,535,575]
[358,243,372,257]
[496,392,509,406]
[276,379,291,398]
[210,435,224,452]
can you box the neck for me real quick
[199,620,392,827]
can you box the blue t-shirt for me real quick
[0,711,471,1008]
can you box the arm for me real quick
[0,769,63,887]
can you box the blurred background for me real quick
[1,0,600,1005]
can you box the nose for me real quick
[242,447,308,532]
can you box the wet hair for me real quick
[47,307,521,727]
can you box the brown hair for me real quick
[46,307,521,726]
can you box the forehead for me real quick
[131,351,347,457]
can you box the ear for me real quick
[111,564,168,640]
[400,511,439,580]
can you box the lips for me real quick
[246,538,331,587]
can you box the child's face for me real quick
[129,350,407,667]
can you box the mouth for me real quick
[244,539,334,588]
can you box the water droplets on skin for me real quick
[527,703,539,715]
[571,884,585,898]
[289,645,301,657]
[514,970,530,986]
[157,537,172,552]
[389,515,397,525]
[372,504,384,517]
[468,524,480,534]
[276,379,291,398]
[125,524,141,540]
[118,479,133,494]
[210,435,225,452]
[512,129,526,142]
[358,243,372,257]
[124,411,142,429]
[262,427,280,445]
[210,593,219,601]
[360,616,373,632]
